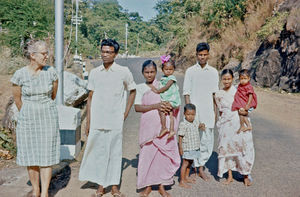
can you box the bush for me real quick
[0,127,16,159]
[257,12,289,41]
[0,0,54,55]
[203,0,247,27]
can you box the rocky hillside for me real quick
[246,1,300,92]
[162,0,300,93]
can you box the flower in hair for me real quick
[160,55,171,64]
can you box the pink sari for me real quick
[137,80,181,189]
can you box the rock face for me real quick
[1,97,18,132]
[239,2,300,93]
[252,49,283,88]
[63,71,88,107]
[2,71,88,131]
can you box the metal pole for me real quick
[55,0,64,105]
[136,33,139,55]
[75,0,78,56]
[125,23,128,54]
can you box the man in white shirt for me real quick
[183,42,219,181]
[79,39,136,196]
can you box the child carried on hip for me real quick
[150,55,181,139]
[232,69,258,133]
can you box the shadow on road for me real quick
[122,155,139,171]
[205,151,219,180]
[49,165,71,197]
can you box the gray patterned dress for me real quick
[11,66,60,166]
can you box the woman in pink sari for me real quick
[134,60,181,197]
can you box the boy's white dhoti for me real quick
[198,128,214,166]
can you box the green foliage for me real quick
[203,0,247,27]
[154,0,203,52]
[257,12,289,41]
[0,0,252,59]
[0,0,164,57]
[0,128,16,157]
[79,1,163,55]
[0,0,54,55]
[153,0,249,55]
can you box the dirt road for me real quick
[0,58,299,197]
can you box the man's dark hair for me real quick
[239,69,250,77]
[101,39,120,53]
[184,103,196,112]
[196,42,210,53]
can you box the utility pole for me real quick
[125,23,128,57]
[55,0,82,161]
[136,33,139,55]
[72,0,82,64]
[55,0,64,105]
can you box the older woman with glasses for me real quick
[11,40,60,197]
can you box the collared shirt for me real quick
[178,119,201,151]
[88,62,136,130]
[183,63,219,128]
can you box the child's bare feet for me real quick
[237,126,246,134]
[159,128,168,137]
[198,169,210,181]
[186,178,196,184]
[244,176,252,186]
[167,130,175,139]
[223,170,233,185]
[189,172,197,179]
[222,177,233,185]
[242,126,252,132]
[179,181,192,189]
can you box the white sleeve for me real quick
[134,85,144,105]
[213,71,220,93]
[183,68,192,96]
[212,69,219,93]
[87,69,95,91]
[124,68,136,91]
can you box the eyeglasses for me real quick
[101,50,115,55]
[34,51,49,56]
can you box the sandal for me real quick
[111,192,126,197]
[139,193,149,197]
[94,191,104,197]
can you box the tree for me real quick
[0,0,54,55]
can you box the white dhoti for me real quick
[79,128,122,188]
[197,128,214,166]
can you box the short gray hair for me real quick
[25,40,47,59]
